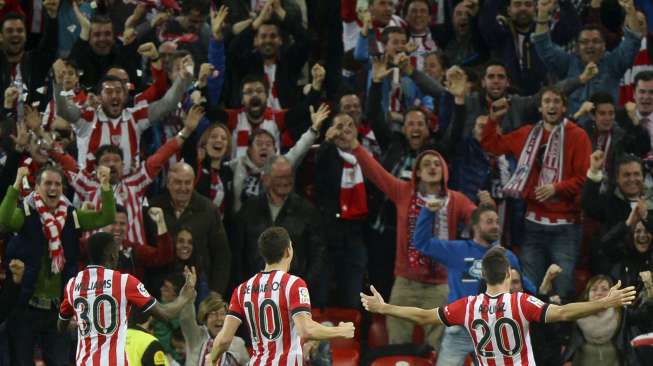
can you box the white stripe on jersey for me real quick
[516,293,537,365]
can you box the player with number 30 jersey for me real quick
[57,232,197,366]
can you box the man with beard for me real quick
[479,0,581,95]
[481,87,591,304]
[0,2,59,107]
[52,56,193,175]
[224,64,323,159]
[226,0,309,109]
[411,205,533,365]
[533,0,643,112]
[48,105,204,247]
[0,165,115,366]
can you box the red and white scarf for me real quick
[406,193,448,271]
[338,149,368,220]
[263,64,281,110]
[33,192,69,273]
[504,120,568,198]
[231,109,281,159]
[595,130,612,193]
[208,168,225,215]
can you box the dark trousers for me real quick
[9,305,71,366]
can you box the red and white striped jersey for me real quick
[227,270,312,366]
[226,108,286,159]
[74,102,150,176]
[438,291,549,366]
[59,265,156,366]
[67,164,153,246]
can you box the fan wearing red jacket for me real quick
[480,86,591,302]
[361,246,637,366]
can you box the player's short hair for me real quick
[1,12,25,29]
[87,232,118,265]
[258,227,291,265]
[197,292,226,324]
[95,144,124,162]
[481,246,511,286]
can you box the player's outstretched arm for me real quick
[150,266,197,321]
[361,286,443,326]
[293,313,355,341]
[207,315,241,365]
[545,280,636,323]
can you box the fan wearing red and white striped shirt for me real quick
[208,227,355,366]
[52,58,193,176]
[58,232,197,366]
[361,246,637,366]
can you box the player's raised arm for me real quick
[292,313,355,341]
[361,285,443,326]
[544,280,636,323]
[149,266,197,320]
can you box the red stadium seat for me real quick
[311,308,362,343]
[370,355,432,366]
[464,354,475,365]
[332,348,360,366]
[368,314,389,348]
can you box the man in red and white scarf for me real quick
[338,93,381,158]
[52,58,193,176]
[481,88,591,302]
[405,0,439,71]
[225,64,325,159]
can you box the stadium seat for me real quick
[369,355,432,366]
[312,307,362,350]
[367,314,427,348]
[332,348,360,366]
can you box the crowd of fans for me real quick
[0,0,652,364]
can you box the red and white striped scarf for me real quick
[263,65,281,110]
[208,168,225,215]
[504,120,568,198]
[406,193,448,272]
[32,192,69,273]
[409,32,438,71]
[231,109,281,159]
[18,156,39,197]
[338,149,368,219]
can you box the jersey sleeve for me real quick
[58,278,75,320]
[519,293,549,323]
[227,285,245,323]
[288,278,311,317]
[125,274,157,312]
[437,297,469,327]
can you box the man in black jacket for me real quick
[232,155,326,305]
[582,152,653,274]
[0,5,59,109]
[226,0,309,109]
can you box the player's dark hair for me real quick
[471,206,497,227]
[87,232,117,266]
[481,246,510,286]
[258,227,291,264]
[34,164,65,186]
[95,144,124,162]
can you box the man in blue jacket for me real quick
[412,204,534,365]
